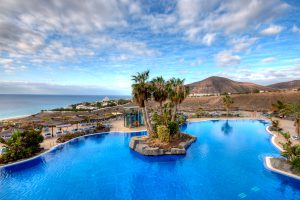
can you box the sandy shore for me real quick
[0,115,30,122]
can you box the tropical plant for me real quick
[167,78,189,121]
[131,71,189,142]
[281,144,300,162]
[151,76,168,114]
[157,125,170,142]
[168,121,179,136]
[291,157,300,170]
[279,102,300,137]
[131,70,154,135]
[0,130,44,164]
[271,100,286,113]
[222,94,234,116]
[271,120,279,129]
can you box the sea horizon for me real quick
[0,94,131,120]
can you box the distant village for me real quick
[0,97,132,145]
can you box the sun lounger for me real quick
[44,132,52,138]
[291,135,300,140]
[56,131,62,136]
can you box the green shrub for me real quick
[150,133,158,138]
[168,121,179,136]
[177,114,187,124]
[0,130,44,164]
[157,125,170,142]
[291,157,300,171]
[272,120,279,128]
[280,131,290,140]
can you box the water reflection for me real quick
[221,120,233,135]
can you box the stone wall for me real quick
[129,135,196,156]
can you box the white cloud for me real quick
[230,37,257,52]
[215,65,300,84]
[0,0,142,57]
[90,36,158,57]
[293,58,300,63]
[202,33,216,46]
[190,58,202,66]
[176,0,289,40]
[110,54,130,61]
[0,58,13,65]
[215,51,241,66]
[292,25,300,33]
[260,25,283,35]
[0,81,127,95]
[261,57,276,63]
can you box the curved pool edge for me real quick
[0,129,147,169]
[264,156,300,180]
[187,119,300,180]
[264,126,300,180]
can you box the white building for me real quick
[102,96,110,102]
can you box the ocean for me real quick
[0,94,130,119]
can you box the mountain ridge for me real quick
[267,80,300,90]
[187,76,274,94]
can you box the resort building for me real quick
[102,96,110,102]
[0,128,19,140]
[123,106,144,128]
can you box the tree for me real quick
[222,94,234,116]
[131,70,154,135]
[271,100,286,115]
[0,130,44,164]
[283,103,300,137]
[167,78,189,121]
[151,76,168,114]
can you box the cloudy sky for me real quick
[0,0,299,95]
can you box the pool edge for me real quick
[0,129,147,169]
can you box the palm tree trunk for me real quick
[172,104,177,121]
[141,108,150,131]
[159,101,163,114]
[296,118,300,137]
[143,101,155,135]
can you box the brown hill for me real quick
[268,80,300,90]
[179,91,300,112]
[188,76,273,94]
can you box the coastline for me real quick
[0,115,30,122]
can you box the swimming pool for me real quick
[0,120,299,199]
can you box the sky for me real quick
[0,0,299,95]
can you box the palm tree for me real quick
[151,76,168,114]
[272,100,287,118]
[222,94,234,116]
[271,100,285,112]
[131,70,154,135]
[167,78,189,121]
[284,103,300,137]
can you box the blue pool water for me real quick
[0,120,300,200]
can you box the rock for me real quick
[170,148,186,154]
[129,134,196,156]
[129,136,148,149]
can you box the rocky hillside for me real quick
[179,91,300,112]
[268,80,300,90]
[188,76,273,94]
